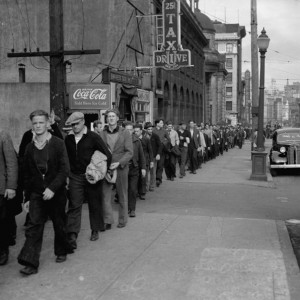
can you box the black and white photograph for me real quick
[1,0,300,299]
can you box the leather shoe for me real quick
[56,255,67,263]
[179,175,183,178]
[0,251,8,266]
[129,211,136,218]
[90,230,99,241]
[20,266,38,275]
[149,188,154,192]
[117,223,126,228]
[105,224,111,230]
[192,171,197,174]
[139,195,145,200]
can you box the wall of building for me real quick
[0,83,49,148]
[0,0,207,126]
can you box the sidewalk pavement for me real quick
[1,141,300,300]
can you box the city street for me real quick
[1,140,300,300]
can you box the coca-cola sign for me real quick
[69,84,111,110]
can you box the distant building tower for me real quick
[244,70,251,124]
[213,21,246,125]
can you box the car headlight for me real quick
[280,147,286,153]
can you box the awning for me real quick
[121,84,138,97]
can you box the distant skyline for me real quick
[192,0,300,90]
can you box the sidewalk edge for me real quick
[276,220,300,299]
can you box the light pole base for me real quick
[250,151,268,181]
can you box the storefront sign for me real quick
[137,89,150,102]
[154,0,191,70]
[102,68,142,87]
[69,84,110,110]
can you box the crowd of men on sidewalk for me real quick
[0,108,248,276]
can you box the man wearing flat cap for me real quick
[64,111,112,248]
[100,108,133,228]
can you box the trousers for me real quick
[149,160,157,190]
[156,152,166,183]
[164,152,177,179]
[67,173,105,235]
[188,147,198,172]
[128,165,139,212]
[178,147,188,176]
[102,165,129,226]
[18,191,70,268]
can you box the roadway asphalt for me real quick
[1,140,300,300]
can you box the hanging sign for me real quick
[69,84,111,110]
[154,0,191,70]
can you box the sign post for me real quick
[154,0,191,70]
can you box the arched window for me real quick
[173,84,178,124]
[163,81,170,120]
[180,87,184,122]
[186,89,190,122]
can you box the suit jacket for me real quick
[140,134,153,167]
[149,132,162,157]
[24,136,69,194]
[131,135,146,170]
[100,126,133,169]
[0,131,18,195]
[189,128,201,149]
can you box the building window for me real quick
[226,101,232,111]
[226,58,233,68]
[226,72,232,83]
[226,43,233,53]
[226,87,232,96]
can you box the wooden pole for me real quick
[49,0,66,124]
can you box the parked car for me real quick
[269,128,300,176]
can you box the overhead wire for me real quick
[66,0,86,64]
[4,0,15,50]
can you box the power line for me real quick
[65,0,86,63]
[269,49,300,61]
[14,0,50,64]
[4,0,15,49]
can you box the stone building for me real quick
[0,0,210,146]
[214,21,246,126]
[194,6,227,125]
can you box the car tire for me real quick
[270,169,277,177]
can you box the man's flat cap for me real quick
[105,108,120,116]
[144,122,154,129]
[65,112,84,125]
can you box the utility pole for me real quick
[251,0,259,149]
[49,0,65,123]
[7,0,100,124]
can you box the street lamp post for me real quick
[250,28,270,181]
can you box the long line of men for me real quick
[0,108,246,276]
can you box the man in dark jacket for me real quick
[64,112,111,248]
[188,120,201,174]
[125,122,146,218]
[153,119,170,186]
[17,110,71,276]
[177,122,190,178]
[19,111,63,227]
[134,124,153,200]
[0,130,18,266]
[144,122,161,191]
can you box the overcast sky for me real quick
[197,0,300,90]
